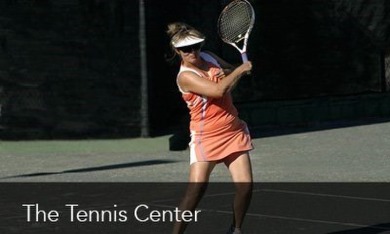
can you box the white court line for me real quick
[217,210,390,231]
[151,188,390,204]
[261,189,390,203]
[148,203,390,231]
[147,188,390,231]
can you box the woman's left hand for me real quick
[215,68,226,79]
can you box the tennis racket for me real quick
[218,0,255,63]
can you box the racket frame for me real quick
[218,0,255,62]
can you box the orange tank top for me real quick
[177,52,239,134]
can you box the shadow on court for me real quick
[250,117,390,139]
[0,160,178,179]
[327,223,390,234]
[169,117,390,151]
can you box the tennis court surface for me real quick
[1,119,390,233]
[1,183,389,233]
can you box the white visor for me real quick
[172,35,205,48]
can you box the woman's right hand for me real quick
[238,61,253,75]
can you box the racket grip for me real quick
[241,52,248,63]
[241,52,251,75]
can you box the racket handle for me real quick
[241,52,251,75]
[241,52,248,63]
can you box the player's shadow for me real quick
[0,159,178,179]
[327,223,390,234]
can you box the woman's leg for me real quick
[173,161,216,234]
[224,152,253,233]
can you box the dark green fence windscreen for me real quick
[0,0,389,138]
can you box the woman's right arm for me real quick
[177,62,252,98]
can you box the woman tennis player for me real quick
[167,22,253,234]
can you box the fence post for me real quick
[139,0,149,137]
[383,48,390,92]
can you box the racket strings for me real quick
[219,2,253,43]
